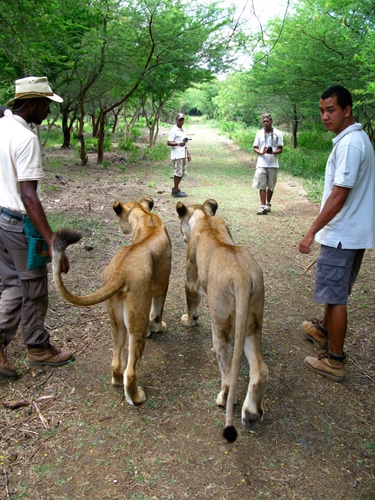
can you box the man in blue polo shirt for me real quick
[299,85,375,382]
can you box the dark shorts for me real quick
[314,244,365,305]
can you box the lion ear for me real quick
[203,199,218,216]
[140,197,154,212]
[113,200,123,216]
[176,202,187,217]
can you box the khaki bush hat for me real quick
[7,76,63,106]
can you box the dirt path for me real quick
[1,118,374,499]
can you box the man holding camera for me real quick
[167,112,191,198]
[253,114,284,215]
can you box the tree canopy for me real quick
[1,0,375,157]
[202,0,375,144]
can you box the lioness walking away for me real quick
[52,197,171,406]
[176,199,269,442]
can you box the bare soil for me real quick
[1,119,374,500]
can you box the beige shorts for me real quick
[173,158,187,178]
[252,167,278,191]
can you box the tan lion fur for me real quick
[52,197,171,406]
[176,199,269,442]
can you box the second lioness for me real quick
[176,199,269,442]
[52,197,171,406]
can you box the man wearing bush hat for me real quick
[0,76,75,379]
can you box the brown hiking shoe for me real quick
[303,351,346,382]
[301,319,329,350]
[27,342,75,367]
[0,334,18,379]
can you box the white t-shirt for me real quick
[0,113,43,213]
[316,123,375,249]
[253,127,284,168]
[168,124,187,160]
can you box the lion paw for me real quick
[216,391,227,408]
[125,386,146,406]
[242,409,263,430]
[181,313,197,327]
[111,374,124,387]
[149,321,167,336]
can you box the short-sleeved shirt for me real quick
[316,123,375,249]
[253,127,284,168]
[0,113,43,213]
[168,124,187,160]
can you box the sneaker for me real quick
[303,351,346,382]
[256,206,268,215]
[0,335,18,379]
[301,319,329,349]
[27,342,75,367]
[172,189,188,198]
[265,203,271,212]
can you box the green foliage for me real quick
[145,142,169,161]
[282,147,326,178]
[2,0,375,159]
[203,0,375,140]
[182,80,221,117]
[218,120,239,134]
[79,137,98,153]
[118,138,138,153]
[103,134,112,152]
[230,127,258,150]
[131,128,142,138]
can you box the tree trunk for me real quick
[112,108,121,134]
[97,112,106,164]
[124,106,141,143]
[149,116,160,147]
[78,94,88,166]
[292,104,298,148]
[62,112,71,149]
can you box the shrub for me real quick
[118,138,138,153]
[145,142,169,161]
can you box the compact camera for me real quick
[266,146,273,154]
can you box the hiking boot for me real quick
[27,342,75,367]
[172,188,187,198]
[256,206,268,215]
[301,319,329,349]
[0,334,18,379]
[265,203,271,212]
[303,351,346,382]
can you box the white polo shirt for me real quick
[168,124,187,160]
[0,113,43,213]
[316,123,375,249]
[253,127,284,168]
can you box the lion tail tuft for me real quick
[52,229,82,254]
[223,425,238,443]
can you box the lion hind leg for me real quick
[212,326,232,408]
[181,284,201,326]
[124,331,147,406]
[107,299,127,387]
[148,294,167,337]
[242,333,269,429]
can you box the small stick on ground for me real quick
[300,257,317,277]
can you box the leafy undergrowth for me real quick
[1,120,374,499]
